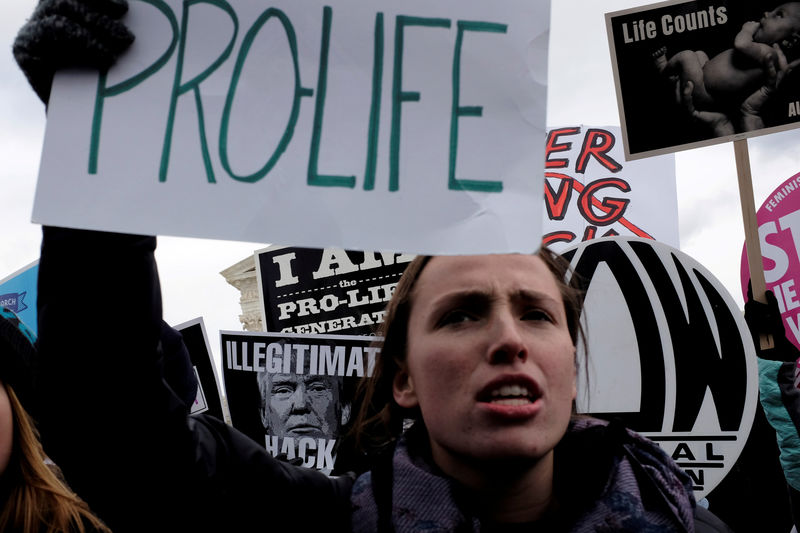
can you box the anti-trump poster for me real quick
[35,0,550,255]
[221,331,379,474]
[255,246,414,335]
[606,1,800,159]
[542,125,679,252]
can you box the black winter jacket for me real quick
[36,227,352,532]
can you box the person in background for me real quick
[0,307,111,533]
[745,287,800,531]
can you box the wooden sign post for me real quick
[734,138,774,349]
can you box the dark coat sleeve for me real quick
[36,226,352,533]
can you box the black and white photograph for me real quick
[221,331,379,474]
[607,0,800,158]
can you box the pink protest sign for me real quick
[740,172,800,351]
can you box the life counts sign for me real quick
[35,0,550,255]
[566,237,758,499]
[606,1,800,160]
[256,246,414,335]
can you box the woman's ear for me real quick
[393,367,419,408]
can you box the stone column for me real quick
[220,255,263,332]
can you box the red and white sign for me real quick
[542,125,679,253]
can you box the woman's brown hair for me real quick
[0,385,111,533]
[351,248,586,455]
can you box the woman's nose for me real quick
[487,312,528,365]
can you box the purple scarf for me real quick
[351,418,696,532]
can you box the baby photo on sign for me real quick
[607,0,800,159]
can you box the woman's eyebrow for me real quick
[514,289,558,304]
[434,288,558,306]
[511,290,564,315]
[433,290,493,309]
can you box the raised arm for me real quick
[36,228,200,531]
[37,233,353,531]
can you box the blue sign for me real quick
[0,260,39,335]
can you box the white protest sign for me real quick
[541,125,679,253]
[35,0,550,255]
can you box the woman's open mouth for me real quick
[487,384,538,406]
[477,376,543,410]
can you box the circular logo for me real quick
[564,236,758,499]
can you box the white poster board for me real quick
[34,0,550,255]
[541,125,679,253]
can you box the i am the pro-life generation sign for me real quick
[256,245,413,335]
[35,0,550,255]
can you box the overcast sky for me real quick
[4,0,800,374]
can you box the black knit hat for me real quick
[13,0,135,103]
[0,307,37,412]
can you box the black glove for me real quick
[744,283,800,362]
[13,0,135,104]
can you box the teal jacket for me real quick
[758,357,800,491]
